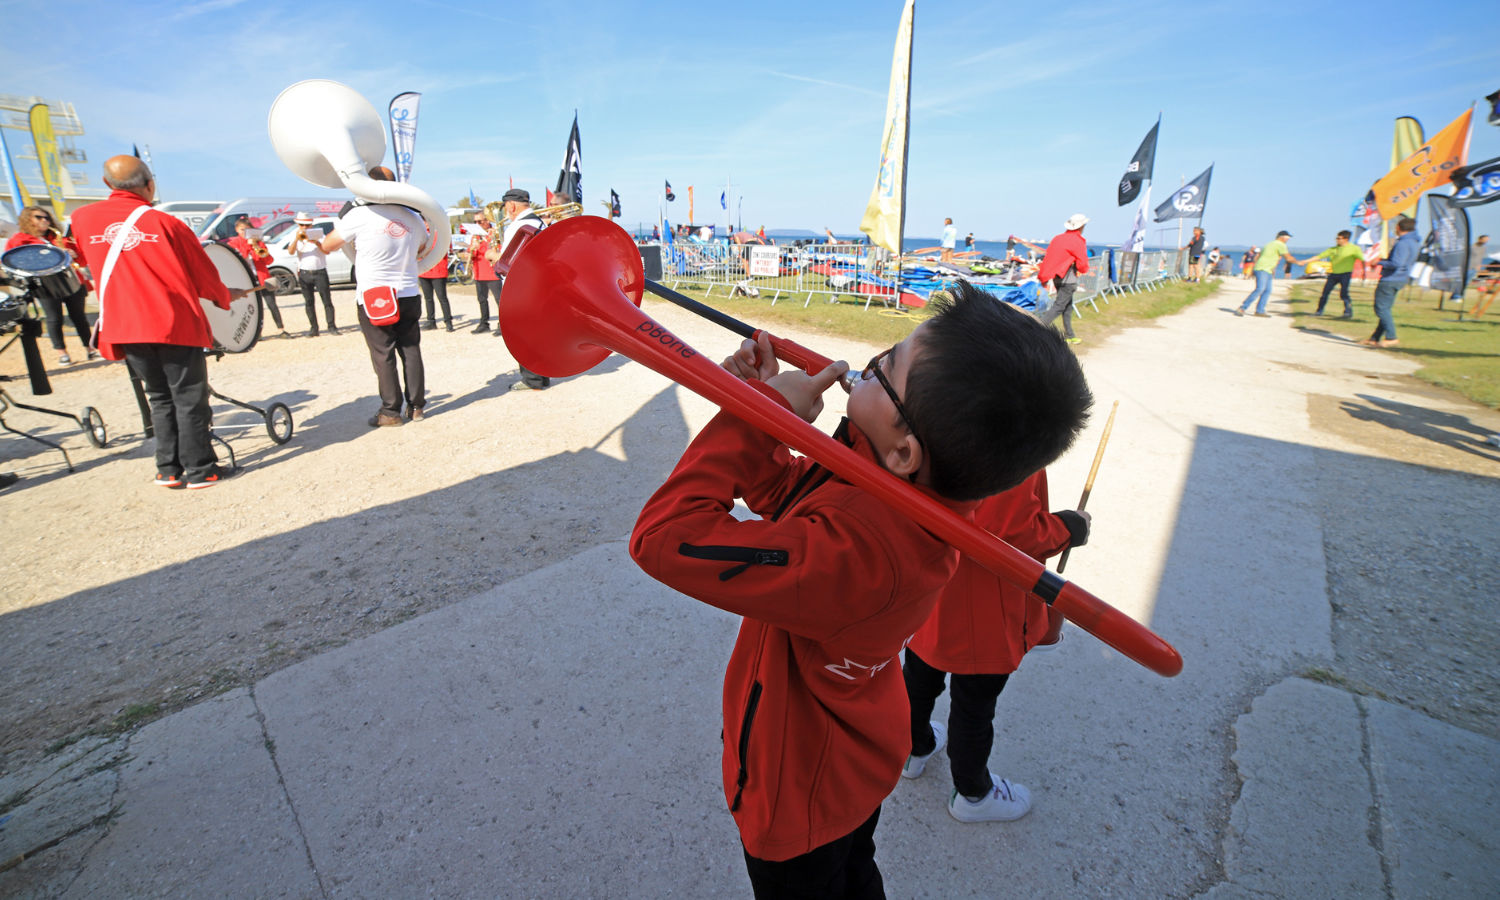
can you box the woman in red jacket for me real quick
[6,206,95,365]
[901,469,1088,822]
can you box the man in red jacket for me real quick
[631,283,1092,897]
[71,156,250,489]
[1035,213,1091,344]
[901,470,1088,822]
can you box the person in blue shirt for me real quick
[1362,216,1419,348]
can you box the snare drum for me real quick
[0,242,84,301]
[200,241,262,353]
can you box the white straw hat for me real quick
[1064,213,1089,231]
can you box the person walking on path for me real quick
[941,218,957,264]
[1182,226,1206,281]
[1362,216,1419,349]
[1236,231,1306,317]
[1035,214,1090,344]
[1240,246,1258,279]
[1308,230,1363,317]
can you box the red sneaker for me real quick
[154,473,184,488]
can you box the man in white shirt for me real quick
[488,188,549,391]
[321,166,428,426]
[290,211,337,336]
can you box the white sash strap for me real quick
[91,204,152,348]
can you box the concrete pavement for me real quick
[3,280,1497,899]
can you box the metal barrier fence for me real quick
[654,239,1189,314]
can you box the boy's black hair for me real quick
[903,280,1093,501]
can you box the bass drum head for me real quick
[200,241,262,352]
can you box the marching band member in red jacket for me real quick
[6,205,95,366]
[900,469,1088,823]
[227,216,287,337]
[71,156,249,489]
[631,283,1092,897]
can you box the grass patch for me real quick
[1285,281,1500,408]
[644,278,1226,353]
[109,702,161,733]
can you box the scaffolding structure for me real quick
[0,94,108,216]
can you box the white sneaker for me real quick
[902,722,946,779]
[948,773,1032,823]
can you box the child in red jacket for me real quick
[631,283,1092,897]
[900,469,1088,823]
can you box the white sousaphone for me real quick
[266,79,450,273]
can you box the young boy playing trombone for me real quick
[630,282,1092,897]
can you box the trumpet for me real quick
[497,216,1183,677]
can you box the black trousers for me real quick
[39,288,92,350]
[474,279,497,325]
[358,296,424,417]
[298,269,335,331]
[418,276,452,326]
[122,343,217,480]
[258,288,285,329]
[742,805,884,900]
[903,647,1010,800]
[1317,272,1353,314]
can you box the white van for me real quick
[197,196,348,242]
[155,200,223,235]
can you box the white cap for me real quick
[1064,213,1089,231]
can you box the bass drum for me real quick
[0,242,83,300]
[200,241,262,352]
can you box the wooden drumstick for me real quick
[1057,399,1118,574]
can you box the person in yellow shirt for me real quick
[1309,230,1364,317]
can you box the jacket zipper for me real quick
[677,543,789,581]
[730,680,763,812]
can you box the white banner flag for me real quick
[1126,184,1151,252]
[388,92,422,183]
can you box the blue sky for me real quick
[8,0,1499,248]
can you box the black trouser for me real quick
[298,269,336,332]
[122,344,217,480]
[258,288,285,329]
[742,805,884,900]
[358,296,424,417]
[1316,272,1353,315]
[903,647,1011,800]
[418,276,452,326]
[474,279,497,325]
[1035,277,1077,338]
[39,288,92,350]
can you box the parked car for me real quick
[261,216,353,295]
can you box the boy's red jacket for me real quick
[907,471,1073,674]
[71,190,231,360]
[631,382,976,862]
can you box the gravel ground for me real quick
[0,281,1496,777]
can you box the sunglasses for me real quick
[860,347,924,453]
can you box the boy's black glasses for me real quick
[860,347,924,453]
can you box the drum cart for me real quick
[0,247,109,473]
[204,348,294,470]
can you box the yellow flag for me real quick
[28,104,67,219]
[1391,117,1423,217]
[1372,108,1472,220]
[859,0,914,255]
